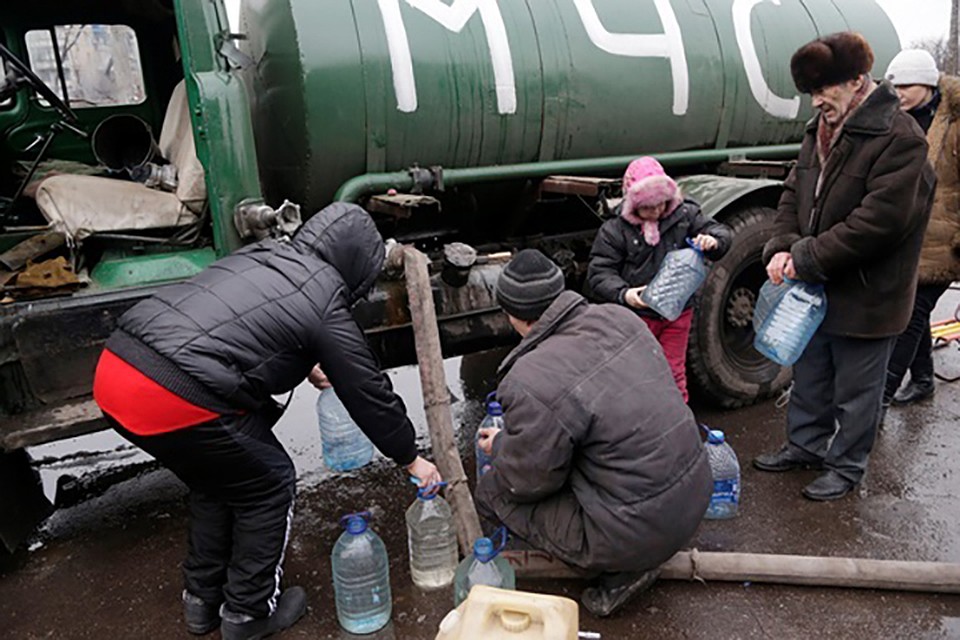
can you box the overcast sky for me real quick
[224,0,949,52]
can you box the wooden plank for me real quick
[0,397,106,451]
[540,175,619,197]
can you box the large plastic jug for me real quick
[753,280,827,366]
[703,429,740,520]
[453,530,515,607]
[640,239,708,321]
[316,387,374,471]
[435,586,579,640]
[331,511,392,634]
[476,392,504,481]
[406,483,458,590]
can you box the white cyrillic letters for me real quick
[377,0,516,114]
[732,0,800,119]
[572,0,688,116]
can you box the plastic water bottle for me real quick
[453,530,515,607]
[316,388,374,471]
[331,511,392,634]
[406,483,458,589]
[641,239,708,321]
[703,429,740,520]
[753,280,827,366]
[476,392,503,481]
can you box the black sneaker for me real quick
[182,590,220,635]
[220,587,307,640]
[892,377,935,406]
[753,446,823,472]
[580,569,659,617]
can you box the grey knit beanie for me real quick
[885,49,939,87]
[496,249,565,321]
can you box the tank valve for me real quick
[234,199,302,240]
[441,242,477,287]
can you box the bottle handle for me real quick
[417,481,448,498]
[685,237,703,254]
[491,525,509,557]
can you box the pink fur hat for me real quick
[621,157,682,221]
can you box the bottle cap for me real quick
[707,430,725,445]
[473,537,495,562]
[486,391,503,417]
[416,481,447,501]
[340,511,370,535]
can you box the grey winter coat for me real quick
[475,291,712,572]
[107,203,418,465]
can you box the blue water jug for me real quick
[703,429,740,520]
[332,511,392,634]
[476,392,504,481]
[640,239,708,321]
[453,528,515,607]
[316,388,374,471]
[753,280,827,366]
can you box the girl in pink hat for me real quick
[587,157,732,401]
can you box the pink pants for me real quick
[641,308,693,403]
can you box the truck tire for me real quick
[687,206,791,408]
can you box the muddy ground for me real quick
[2,296,960,639]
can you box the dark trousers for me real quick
[107,403,294,619]
[884,283,950,400]
[787,331,896,483]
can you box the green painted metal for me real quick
[90,247,216,289]
[173,0,260,256]
[334,143,801,203]
[676,175,781,219]
[241,0,899,213]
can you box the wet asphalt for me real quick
[2,294,960,639]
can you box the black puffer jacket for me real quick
[106,203,417,465]
[587,200,732,318]
[476,291,712,572]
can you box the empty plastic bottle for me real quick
[406,482,458,590]
[316,388,374,471]
[703,429,740,520]
[640,239,708,321]
[753,280,827,366]
[476,392,504,481]
[453,530,515,607]
[331,511,392,634]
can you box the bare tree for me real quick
[912,37,952,71]
[949,0,959,75]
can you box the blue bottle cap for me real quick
[485,391,503,417]
[473,537,495,562]
[340,512,370,535]
[707,430,725,445]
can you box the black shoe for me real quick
[892,378,935,406]
[802,471,857,501]
[183,590,220,635]
[753,446,823,472]
[220,587,307,640]
[580,569,659,618]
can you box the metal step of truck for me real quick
[0,397,105,451]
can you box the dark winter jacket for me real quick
[587,199,733,318]
[763,82,936,338]
[105,203,418,466]
[476,291,712,572]
[916,75,960,285]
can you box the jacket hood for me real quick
[937,74,960,121]
[291,202,384,303]
[497,291,586,380]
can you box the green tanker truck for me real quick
[0,0,900,549]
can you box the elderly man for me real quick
[753,33,935,500]
[475,249,711,617]
[882,49,960,408]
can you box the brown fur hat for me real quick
[791,32,875,93]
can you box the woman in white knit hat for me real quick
[883,49,960,408]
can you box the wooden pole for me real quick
[503,549,960,594]
[402,246,483,556]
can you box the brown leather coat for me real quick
[764,82,936,338]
